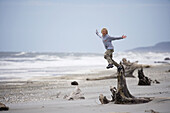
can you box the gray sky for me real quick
[0,0,170,53]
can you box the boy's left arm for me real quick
[109,35,127,40]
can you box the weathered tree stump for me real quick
[138,68,160,85]
[99,64,153,104]
[138,68,151,85]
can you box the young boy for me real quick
[96,28,127,70]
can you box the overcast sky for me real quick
[0,0,170,53]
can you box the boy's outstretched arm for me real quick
[96,29,102,38]
[109,35,127,40]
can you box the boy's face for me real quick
[101,30,107,36]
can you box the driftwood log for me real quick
[99,64,153,104]
[86,58,150,81]
[86,75,117,81]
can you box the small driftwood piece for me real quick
[99,64,153,104]
[99,86,116,104]
[64,86,85,100]
[99,94,110,104]
[145,109,159,113]
[0,103,9,111]
[71,81,79,85]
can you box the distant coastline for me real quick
[127,42,170,52]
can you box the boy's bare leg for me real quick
[110,51,120,67]
[104,49,120,68]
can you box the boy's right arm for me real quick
[96,30,102,38]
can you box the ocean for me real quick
[0,52,170,80]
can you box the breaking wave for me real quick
[0,52,169,80]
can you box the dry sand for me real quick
[0,64,170,113]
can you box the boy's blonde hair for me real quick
[101,28,108,34]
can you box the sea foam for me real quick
[0,52,169,80]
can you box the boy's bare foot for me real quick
[106,64,114,69]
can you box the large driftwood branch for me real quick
[86,58,150,81]
[122,58,150,77]
[99,64,153,104]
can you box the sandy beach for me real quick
[0,64,170,113]
[1,0,170,112]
